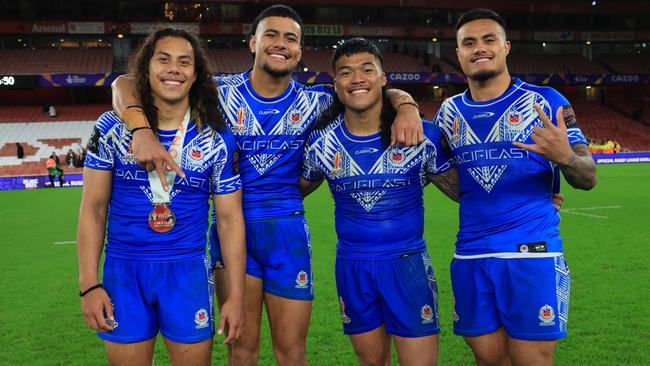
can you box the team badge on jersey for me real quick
[331,151,344,178]
[421,304,435,324]
[284,109,306,134]
[194,308,209,329]
[389,148,405,166]
[290,109,302,123]
[339,297,352,324]
[507,111,523,126]
[295,270,309,289]
[232,106,246,133]
[538,304,556,326]
[189,147,203,160]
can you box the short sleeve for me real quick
[545,89,588,146]
[423,120,452,176]
[211,129,242,195]
[301,135,325,182]
[84,112,116,170]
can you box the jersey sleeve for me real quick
[422,120,452,175]
[301,133,325,182]
[544,88,588,146]
[84,112,116,170]
[211,129,242,195]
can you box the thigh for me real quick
[265,292,312,347]
[507,338,557,366]
[450,258,500,337]
[379,252,440,338]
[463,327,510,366]
[348,325,392,366]
[251,216,314,300]
[392,334,439,366]
[495,256,570,341]
[99,257,158,344]
[104,337,156,366]
[163,337,212,366]
[335,257,383,335]
[156,255,215,344]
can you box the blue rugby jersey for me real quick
[216,71,334,220]
[434,78,588,256]
[302,116,451,260]
[85,111,241,260]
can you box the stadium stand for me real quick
[508,53,607,74]
[208,49,252,73]
[572,101,650,151]
[0,104,107,176]
[0,49,113,75]
[599,54,650,74]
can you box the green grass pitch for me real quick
[0,163,649,365]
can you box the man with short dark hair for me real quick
[434,8,597,366]
[301,37,459,366]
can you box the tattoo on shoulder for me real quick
[562,105,579,128]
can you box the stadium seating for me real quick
[0,104,108,176]
[419,99,442,120]
[0,49,113,75]
[599,54,650,74]
[208,49,252,73]
[571,101,650,151]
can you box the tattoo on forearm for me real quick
[428,169,460,202]
[559,144,597,190]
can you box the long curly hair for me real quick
[131,27,224,132]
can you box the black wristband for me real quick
[130,126,152,134]
[79,283,103,297]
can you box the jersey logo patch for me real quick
[538,304,556,326]
[232,106,247,133]
[421,304,435,324]
[195,308,209,329]
[295,270,309,289]
[350,190,386,212]
[467,165,508,193]
[339,297,352,324]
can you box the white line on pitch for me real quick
[53,241,77,245]
[561,211,609,219]
[562,205,623,212]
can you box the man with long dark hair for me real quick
[300,38,459,366]
[111,5,425,365]
[435,9,596,366]
[77,28,246,365]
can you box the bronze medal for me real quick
[148,204,176,233]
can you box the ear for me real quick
[504,40,511,56]
[380,72,387,87]
[248,35,256,54]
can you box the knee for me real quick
[472,349,510,366]
[272,343,306,365]
[230,342,260,365]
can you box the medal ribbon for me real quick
[147,108,190,204]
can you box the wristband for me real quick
[131,126,152,134]
[397,100,419,109]
[79,283,103,297]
